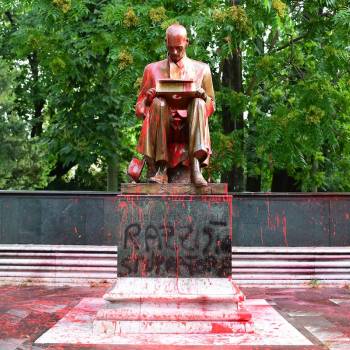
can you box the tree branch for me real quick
[268,30,279,52]
[272,33,308,53]
[245,74,257,97]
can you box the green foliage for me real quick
[0,0,349,191]
[0,59,51,189]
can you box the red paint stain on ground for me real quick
[211,322,233,333]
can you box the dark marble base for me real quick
[115,194,232,278]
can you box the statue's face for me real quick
[166,34,188,63]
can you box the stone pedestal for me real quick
[115,187,232,278]
[94,185,253,336]
[93,277,253,335]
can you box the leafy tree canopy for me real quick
[0,0,349,191]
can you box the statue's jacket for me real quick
[135,55,215,168]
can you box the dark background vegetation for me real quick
[0,0,349,192]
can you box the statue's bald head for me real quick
[166,24,188,42]
[165,24,189,62]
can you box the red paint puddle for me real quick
[211,322,233,333]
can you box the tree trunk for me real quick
[221,48,244,192]
[245,36,264,192]
[107,155,119,191]
[45,161,76,189]
[312,157,318,192]
[271,169,300,192]
[246,175,261,192]
[4,13,45,138]
[28,52,45,137]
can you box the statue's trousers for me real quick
[136,97,210,167]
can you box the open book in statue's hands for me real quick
[156,79,197,109]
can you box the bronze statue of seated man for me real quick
[135,24,215,187]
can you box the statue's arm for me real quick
[135,65,153,119]
[202,65,215,117]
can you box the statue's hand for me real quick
[146,88,157,105]
[196,88,207,101]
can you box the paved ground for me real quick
[0,283,349,349]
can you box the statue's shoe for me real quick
[149,172,168,184]
[191,170,208,187]
[191,157,208,187]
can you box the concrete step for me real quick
[95,277,252,335]
[93,319,253,335]
[97,301,251,321]
[231,246,350,284]
[103,277,245,303]
[0,244,118,285]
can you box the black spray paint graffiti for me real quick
[118,221,231,277]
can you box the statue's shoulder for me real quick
[187,58,210,72]
[144,59,168,72]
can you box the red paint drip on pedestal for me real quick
[282,211,288,246]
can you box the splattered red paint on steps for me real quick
[211,322,233,333]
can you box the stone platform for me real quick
[93,278,253,335]
[34,296,314,347]
[2,284,349,349]
[102,277,245,303]
[121,183,228,195]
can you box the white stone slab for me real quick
[35,298,313,346]
[96,301,250,321]
[28,303,67,314]
[0,338,25,350]
[93,319,253,335]
[103,277,245,303]
[304,326,350,344]
[329,345,350,350]
[6,309,30,319]
[329,299,350,305]
[288,311,323,317]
